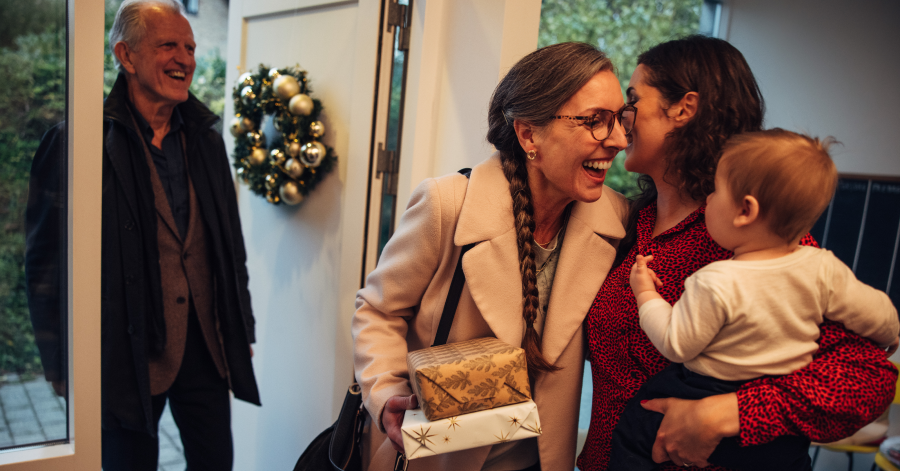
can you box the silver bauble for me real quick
[308,120,325,138]
[241,116,255,131]
[264,174,278,190]
[300,141,326,167]
[241,86,256,104]
[279,181,304,205]
[238,72,254,87]
[229,117,245,137]
[288,94,314,116]
[246,130,264,147]
[284,158,304,179]
[268,68,281,79]
[287,141,302,157]
[249,147,268,166]
[270,148,286,165]
[273,75,300,100]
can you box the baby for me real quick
[609,129,899,470]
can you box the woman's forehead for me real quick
[565,71,624,114]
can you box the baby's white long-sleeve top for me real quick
[639,246,899,381]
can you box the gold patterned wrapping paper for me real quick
[401,400,541,459]
[406,337,530,421]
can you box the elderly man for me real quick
[26,0,259,469]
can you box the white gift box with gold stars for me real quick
[401,400,541,459]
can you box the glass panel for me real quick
[538,0,705,198]
[377,0,411,258]
[1,0,69,450]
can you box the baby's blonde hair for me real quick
[719,129,838,242]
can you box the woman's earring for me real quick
[527,150,536,160]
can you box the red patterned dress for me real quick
[577,203,898,470]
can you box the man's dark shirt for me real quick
[128,103,189,239]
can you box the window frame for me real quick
[0,0,103,468]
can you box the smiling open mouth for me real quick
[167,71,186,80]
[582,160,611,178]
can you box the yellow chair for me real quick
[811,362,899,470]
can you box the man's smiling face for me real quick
[123,5,196,109]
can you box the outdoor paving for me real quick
[0,375,185,471]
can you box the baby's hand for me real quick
[630,254,663,297]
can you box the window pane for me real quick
[1,0,69,450]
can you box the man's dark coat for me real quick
[26,74,260,435]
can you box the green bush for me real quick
[0,25,66,375]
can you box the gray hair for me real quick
[109,0,186,72]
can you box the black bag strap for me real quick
[432,242,475,347]
[432,167,473,347]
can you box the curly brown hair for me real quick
[487,42,613,376]
[615,35,765,267]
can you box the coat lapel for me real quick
[454,155,525,348]
[541,188,625,365]
[453,154,627,364]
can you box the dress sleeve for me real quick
[735,320,898,446]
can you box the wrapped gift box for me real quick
[407,337,530,421]
[401,400,541,459]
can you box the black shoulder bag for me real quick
[294,168,473,471]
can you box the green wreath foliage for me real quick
[230,64,337,205]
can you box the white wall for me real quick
[723,0,899,177]
[397,0,542,209]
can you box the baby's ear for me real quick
[733,195,760,227]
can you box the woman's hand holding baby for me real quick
[630,255,664,307]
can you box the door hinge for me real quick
[386,1,410,51]
[377,143,399,196]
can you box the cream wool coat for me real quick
[352,154,628,470]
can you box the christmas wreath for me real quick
[229,64,337,205]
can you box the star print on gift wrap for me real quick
[411,425,437,446]
[229,65,337,205]
[447,416,461,431]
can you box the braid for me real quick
[486,42,613,379]
[500,152,561,377]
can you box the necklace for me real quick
[534,234,554,249]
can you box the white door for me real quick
[222,0,390,469]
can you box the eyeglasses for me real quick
[552,104,637,141]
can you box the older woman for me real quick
[352,42,632,470]
[578,35,898,470]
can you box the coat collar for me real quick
[455,153,626,365]
[104,72,220,137]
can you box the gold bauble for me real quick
[265,174,278,190]
[273,75,300,100]
[241,86,256,104]
[238,72,254,87]
[287,141,302,157]
[268,68,281,79]
[309,120,325,138]
[284,158,304,179]
[288,94,314,116]
[241,116,255,131]
[246,130,264,147]
[248,147,268,166]
[279,181,304,205]
[229,117,245,137]
[270,148,286,165]
[300,141,326,167]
